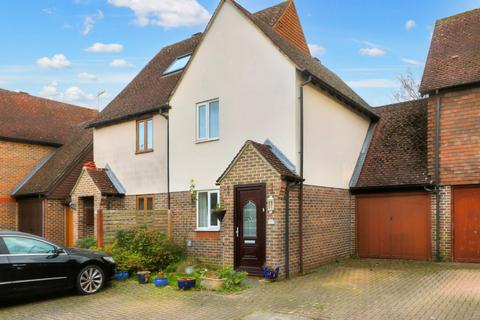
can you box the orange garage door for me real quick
[357,192,431,260]
[454,187,480,262]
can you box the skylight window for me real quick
[163,54,192,75]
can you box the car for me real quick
[0,230,115,298]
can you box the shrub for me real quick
[106,227,184,272]
[76,236,97,249]
[218,267,247,291]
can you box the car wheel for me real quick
[77,265,105,295]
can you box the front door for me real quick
[234,184,266,275]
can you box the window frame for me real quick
[196,190,220,231]
[196,99,219,143]
[136,195,154,211]
[136,117,154,154]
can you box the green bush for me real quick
[76,236,97,249]
[105,227,184,272]
[217,267,247,291]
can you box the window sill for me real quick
[195,227,221,232]
[195,138,219,144]
[135,149,154,155]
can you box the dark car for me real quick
[0,231,115,298]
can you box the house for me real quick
[0,88,97,246]
[352,8,480,263]
[72,0,377,276]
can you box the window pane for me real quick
[209,101,219,139]
[138,121,145,150]
[163,54,191,75]
[198,105,207,139]
[4,237,55,254]
[147,119,153,150]
[137,198,145,210]
[210,192,218,226]
[243,201,257,238]
[147,197,153,210]
[198,192,208,228]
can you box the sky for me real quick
[0,0,479,110]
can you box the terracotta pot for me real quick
[200,276,225,290]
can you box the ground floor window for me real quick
[137,195,154,210]
[197,190,220,231]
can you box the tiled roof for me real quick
[217,140,302,183]
[86,168,120,195]
[0,88,97,145]
[420,8,480,93]
[355,99,431,189]
[254,1,289,27]
[12,126,93,198]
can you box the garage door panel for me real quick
[454,188,480,262]
[357,193,431,260]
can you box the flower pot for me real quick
[177,278,196,290]
[137,271,151,284]
[122,271,129,280]
[262,266,280,281]
[200,276,225,291]
[212,209,227,222]
[114,271,124,281]
[154,277,168,287]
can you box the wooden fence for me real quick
[97,209,171,246]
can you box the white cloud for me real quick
[39,80,59,97]
[78,72,98,80]
[64,86,96,102]
[405,19,416,30]
[85,42,123,53]
[108,0,211,28]
[359,47,385,57]
[36,54,71,69]
[308,44,326,56]
[346,79,398,88]
[401,58,423,66]
[82,10,104,35]
[42,7,56,15]
[110,59,133,67]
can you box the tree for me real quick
[392,70,423,102]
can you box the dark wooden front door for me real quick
[18,199,43,236]
[234,184,266,275]
[453,187,480,262]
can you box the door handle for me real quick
[236,227,239,238]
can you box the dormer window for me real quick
[163,53,192,75]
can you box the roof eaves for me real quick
[88,106,166,128]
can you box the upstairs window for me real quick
[136,118,153,153]
[163,54,192,75]
[197,99,219,142]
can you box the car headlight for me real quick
[103,256,115,264]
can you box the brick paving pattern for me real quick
[2,259,480,320]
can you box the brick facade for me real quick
[0,140,55,230]
[44,199,66,244]
[431,186,452,261]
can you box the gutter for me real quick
[87,105,168,129]
[434,90,441,261]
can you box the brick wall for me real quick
[428,87,480,185]
[44,199,66,244]
[302,185,355,271]
[0,140,55,230]
[431,186,452,261]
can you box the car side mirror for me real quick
[51,247,65,257]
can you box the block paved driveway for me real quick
[2,259,480,320]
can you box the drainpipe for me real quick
[298,75,312,274]
[160,106,171,210]
[434,90,441,261]
[284,180,297,279]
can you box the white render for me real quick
[94,114,168,195]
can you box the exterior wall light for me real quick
[267,195,274,213]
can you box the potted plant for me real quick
[200,270,225,291]
[114,258,129,281]
[177,276,196,290]
[211,201,227,222]
[154,271,168,287]
[137,271,151,284]
[262,265,280,281]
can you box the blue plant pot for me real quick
[122,271,129,281]
[137,272,151,284]
[177,278,196,290]
[154,277,168,287]
[114,271,123,281]
[262,266,280,281]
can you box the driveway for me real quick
[1,259,480,320]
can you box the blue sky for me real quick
[1,0,479,109]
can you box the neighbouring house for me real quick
[72,0,377,277]
[352,8,480,263]
[0,88,97,246]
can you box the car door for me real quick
[0,237,13,297]
[3,236,71,294]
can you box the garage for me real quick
[357,192,431,260]
[453,187,480,262]
[17,199,44,236]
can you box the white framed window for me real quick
[196,99,219,142]
[196,190,220,231]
